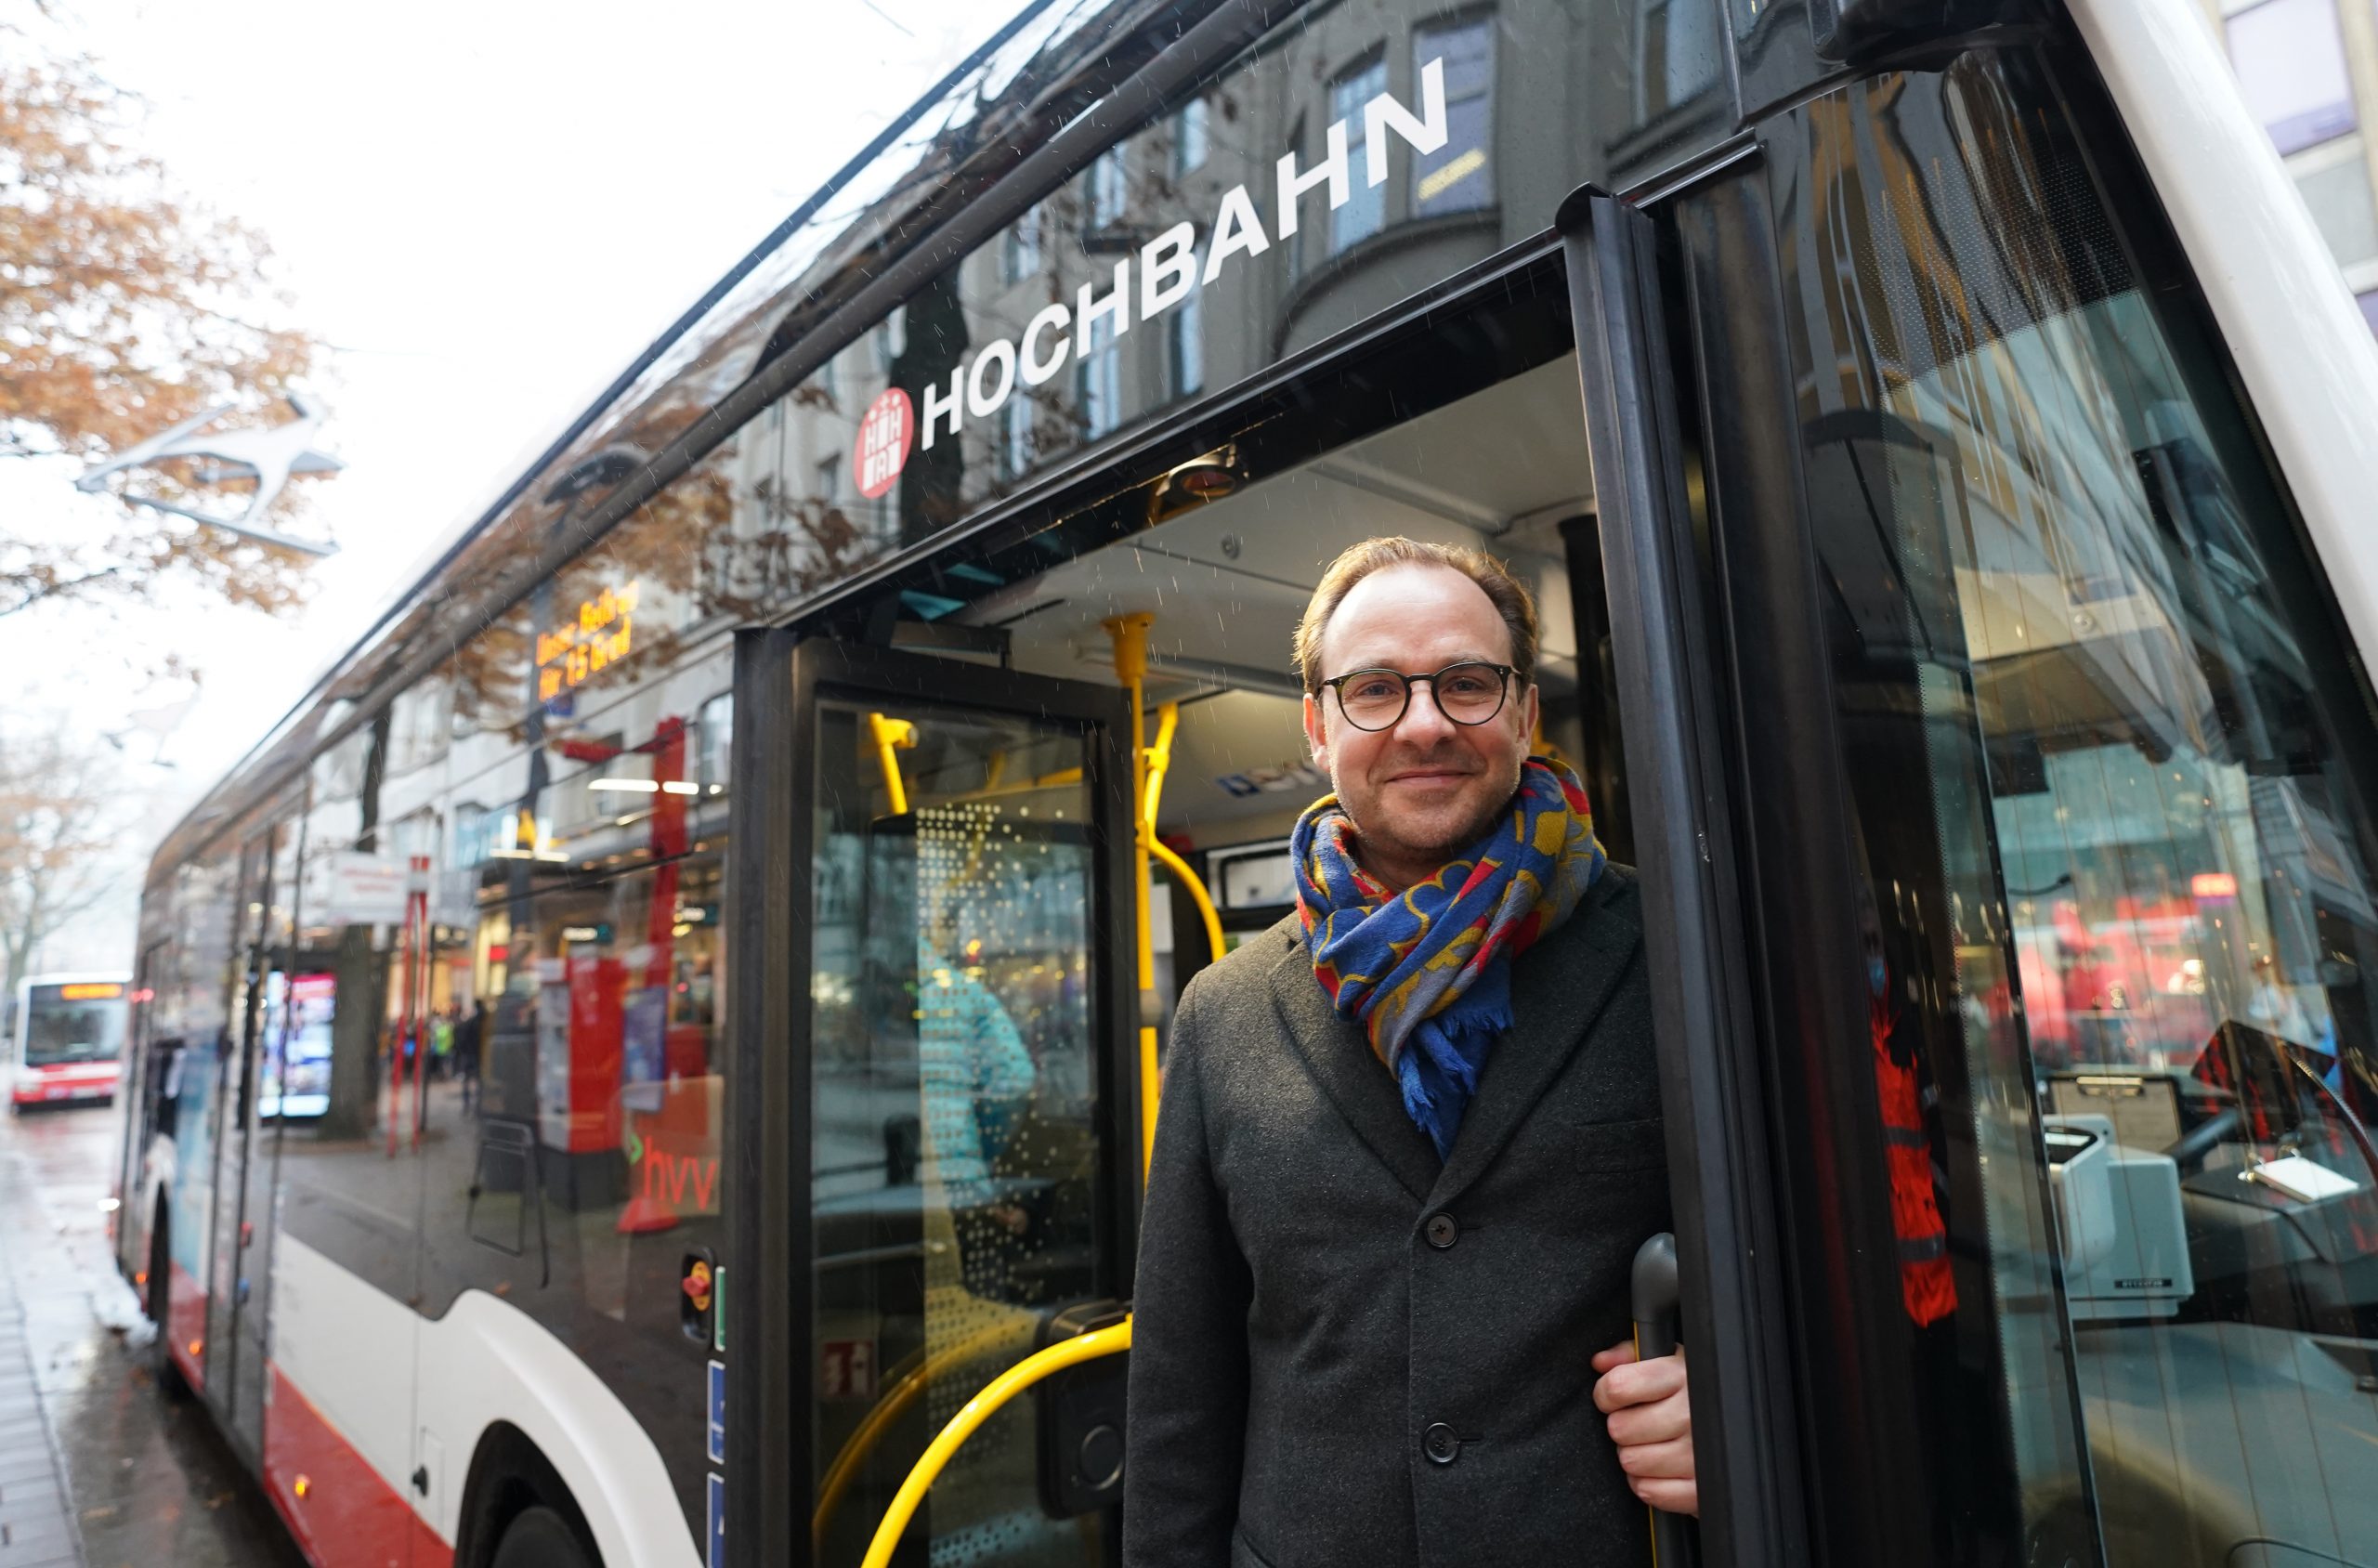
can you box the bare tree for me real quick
[0,731,123,999]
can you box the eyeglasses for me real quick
[1314,661,1517,732]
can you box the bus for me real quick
[13,973,128,1111]
[111,0,2378,1563]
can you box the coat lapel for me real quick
[1428,872,1642,1209]
[1263,920,1444,1204]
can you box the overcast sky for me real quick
[4,0,1025,970]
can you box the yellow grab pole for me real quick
[859,1321,1134,1568]
[1143,701,1180,830]
[867,712,916,816]
[1102,614,1159,1177]
[1147,836,1225,967]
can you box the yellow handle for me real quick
[812,1320,1031,1548]
[1147,836,1225,966]
[858,1319,1134,1568]
[867,712,916,816]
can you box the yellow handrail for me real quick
[1148,836,1225,967]
[858,1320,1134,1568]
[1143,701,1180,830]
[812,1318,1034,1548]
[868,712,917,816]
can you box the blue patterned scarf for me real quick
[1291,758,1605,1158]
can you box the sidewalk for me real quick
[0,1095,298,1568]
[0,1143,85,1568]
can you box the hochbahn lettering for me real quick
[906,56,1450,456]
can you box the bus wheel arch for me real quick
[454,1421,604,1568]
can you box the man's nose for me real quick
[1394,680,1459,742]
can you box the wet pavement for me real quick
[0,1083,303,1568]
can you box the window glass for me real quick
[1002,203,1042,283]
[699,691,734,792]
[1088,147,1128,230]
[1777,49,2378,1562]
[1000,393,1033,479]
[388,671,452,776]
[2228,0,2358,153]
[1171,272,1206,398]
[1638,0,1724,119]
[1174,96,1209,177]
[1413,18,1496,216]
[2294,156,2378,267]
[1330,58,1389,254]
[1076,313,1120,439]
[2359,288,2378,333]
[805,699,1104,1567]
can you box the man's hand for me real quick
[1591,1340,1697,1517]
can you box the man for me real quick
[1125,537,1694,1568]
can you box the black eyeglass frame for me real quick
[1313,660,1521,732]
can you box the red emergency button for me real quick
[683,1260,713,1315]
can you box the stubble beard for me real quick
[1333,749,1526,885]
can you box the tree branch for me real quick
[0,564,124,620]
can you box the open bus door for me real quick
[728,634,1142,1568]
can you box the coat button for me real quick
[1422,1422,1460,1464]
[1424,1213,1458,1249]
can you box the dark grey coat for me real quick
[1123,869,1668,1568]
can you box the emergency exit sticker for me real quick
[855,388,914,499]
[708,1472,724,1568]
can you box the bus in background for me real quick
[13,973,128,1112]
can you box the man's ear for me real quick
[1520,681,1541,744]
[1302,690,1330,771]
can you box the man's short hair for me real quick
[1293,537,1539,694]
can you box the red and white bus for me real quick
[115,0,2378,1563]
[12,973,127,1111]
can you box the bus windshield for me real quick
[23,985,127,1067]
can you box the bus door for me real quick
[119,940,167,1280]
[226,812,300,1459]
[1579,33,2378,1568]
[204,817,288,1452]
[202,830,272,1407]
[731,258,1658,1566]
[729,635,1140,1568]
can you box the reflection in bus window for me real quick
[1634,0,1722,121]
[1173,96,1209,177]
[1170,272,1205,400]
[1780,48,2378,1565]
[1330,56,1389,254]
[2226,0,2358,154]
[807,703,1103,1568]
[1412,17,1496,216]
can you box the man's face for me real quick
[1302,563,1539,888]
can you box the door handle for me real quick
[410,1465,429,1496]
[1631,1233,1693,1568]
